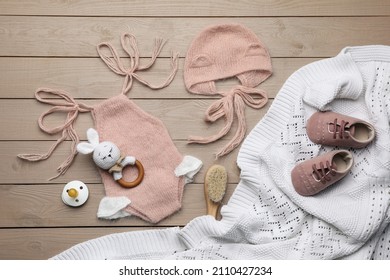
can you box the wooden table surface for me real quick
[0,0,390,259]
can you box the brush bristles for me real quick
[206,165,227,202]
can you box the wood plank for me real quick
[0,0,389,17]
[1,141,241,184]
[0,227,167,259]
[0,57,316,99]
[1,16,389,57]
[0,99,270,141]
[0,183,236,228]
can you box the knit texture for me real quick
[93,95,192,223]
[184,23,272,158]
[52,45,390,260]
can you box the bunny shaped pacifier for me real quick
[77,128,144,188]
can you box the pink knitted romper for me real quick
[19,34,202,223]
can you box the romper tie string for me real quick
[18,33,179,180]
[97,33,179,95]
[18,88,93,180]
[188,85,268,158]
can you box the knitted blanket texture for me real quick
[53,45,390,260]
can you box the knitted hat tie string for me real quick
[188,85,268,158]
[97,33,179,95]
[17,88,93,180]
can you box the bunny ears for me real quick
[77,128,100,155]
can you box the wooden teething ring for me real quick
[116,160,144,188]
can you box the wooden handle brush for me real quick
[204,165,227,219]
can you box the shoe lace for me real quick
[312,161,336,183]
[328,118,350,139]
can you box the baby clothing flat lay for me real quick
[15,20,390,259]
[52,43,390,260]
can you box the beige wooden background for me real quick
[0,0,390,259]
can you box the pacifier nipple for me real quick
[67,188,78,198]
[62,180,89,207]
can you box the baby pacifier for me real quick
[62,180,89,207]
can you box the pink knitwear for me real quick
[92,94,200,223]
[18,33,202,223]
[184,23,272,157]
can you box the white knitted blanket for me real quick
[53,45,390,260]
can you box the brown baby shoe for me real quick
[306,111,375,148]
[291,150,353,196]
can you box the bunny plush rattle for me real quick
[77,128,144,188]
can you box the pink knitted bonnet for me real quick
[184,23,272,157]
